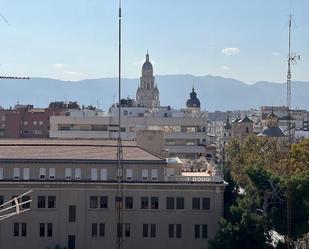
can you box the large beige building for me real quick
[0,139,225,249]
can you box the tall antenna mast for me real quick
[286,15,300,116]
[286,14,300,249]
[116,1,124,249]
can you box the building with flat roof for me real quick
[0,139,226,249]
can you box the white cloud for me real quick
[221,47,240,56]
[53,63,69,69]
[221,66,230,71]
[272,52,281,56]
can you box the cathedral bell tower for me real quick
[136,52,160,108]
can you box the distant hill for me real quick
[0,75,308,111]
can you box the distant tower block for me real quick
[136,52,160,108]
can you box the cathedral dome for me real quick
[142,52,153,71]
[186,88,200,108]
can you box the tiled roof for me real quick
[0,139,162,161]
[258,127,287,137]
[238,115,253,123]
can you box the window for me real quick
[168,224,174,238]
[99,223,105,237]
[143,224,148,238]
[176,197,184,210]
[202,224,208,239]
[100,196,108,209]
[100,168,107,180]
[125,197,133,209]
[141,197,149,209]
[0,195,3,206]
[23,168,30,180]
[49,168,55,180]
[124,110,128,116]
[13,168,20,180]
[91,168,97,181]
[37,196,46,208]
[22,196,30,209]
[142,169,148,181]
[23,121,28,126]
[124,223,130,237]
[194,224,200,238]
[202,197,210,210]
[39,223,45,237]
[33,121,37,126]
[115,196,123,209]
[92,223,98,237]
[194,224,207,239]
[48,196,56,208]
[65,168,72,180]
[151,197,159,209]
[91,223,105,237]
[192,197,200,210]
[69,205,76,222]
[126,169,133,181]
[166,197,175,210]
[0,168,3,179]
[192,197,210,210]
[75,168,81,180]
[90,196,98,208]
[39,168,46,180]
[168,224,181,238]
[39,121,44,126]
[246,127,249,133]
[176,224,182,238]
[143,224,156,238]
[151,169,158,181]
[47,223,53,237]
[150,224,156,238]
[21,223,27,237]
[14,223,19,236]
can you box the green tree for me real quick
[210,137,309,248]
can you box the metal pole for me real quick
[116,1,123,249]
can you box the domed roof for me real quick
[258,126,287,137]
[142,52,153,71]
[186,88,200,108]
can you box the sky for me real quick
[0,0,308,83]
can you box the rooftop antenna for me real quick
[0,190,32,221]
[286,15,300,114]
[286,14,300,249]
[116,1,124,249]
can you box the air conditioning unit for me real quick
[65,176,72,180]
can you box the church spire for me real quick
[146,51,149,61]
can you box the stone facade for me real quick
[136,53,160,108]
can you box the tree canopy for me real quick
[210,136,309,249]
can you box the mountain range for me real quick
[0,75,308,112]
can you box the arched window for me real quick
[246,127,249,133]
[147,84,150,90]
